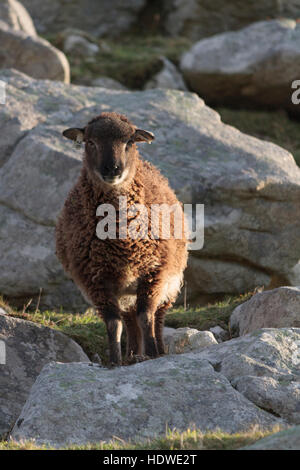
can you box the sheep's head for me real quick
[62,112,154,186]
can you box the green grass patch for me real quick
[216,107,300,166]
[0,426,280,450]
[165,292,252,332]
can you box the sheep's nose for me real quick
[103,164,122,178]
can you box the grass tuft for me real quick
[165,292,252,332]
[0,425,281,450]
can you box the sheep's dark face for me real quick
[63,112,154,186]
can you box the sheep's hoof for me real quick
[108,355,122,368]
[107,362,122,369]
[157,343,166,355]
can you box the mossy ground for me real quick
[0,426,281,450]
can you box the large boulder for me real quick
[21,0,146,37]
[196,328,300,425]
[0,69,300,309]
[230,286,300,336]
[0,313,89,436]
[10,354,280,447]
[0,0,36,36]
[0,22,70,82]
[180,19,300,113]
[162,0,300,40]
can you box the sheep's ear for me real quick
[133,129,155,144]
[62,127,85,143]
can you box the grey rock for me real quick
[0,0,36,36]
[180,19,300,113]
[91,353,102,366]
[0,69,300,309]
[194,328,300,424]
[10,355,280,447]
[144,56,187,91]
[235,375,300,425]
[91,77,127,90]
[21,0,146,37]
[63,35,99,57]
[209,326,229,343]
[186,258,271,297]
[0,22,70,82]
[0,313,89,436]
[230,286,300,336]
[242,425,300,450]
[162,0,300,40]
[163,326,176,338]
[165,327,217,354]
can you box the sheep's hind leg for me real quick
[137,271,169,357]
[137,276,163,358]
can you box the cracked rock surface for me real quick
[194,328,300,424]
[10,352,279,447]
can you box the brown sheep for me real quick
[56,112,188,366]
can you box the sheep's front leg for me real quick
[97,304,123,366]
[122,308,143,358]
[137,305,158,357]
